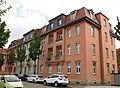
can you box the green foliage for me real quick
[29,31,41,62]
[117,51,120,73]
[114,16,120,41]
[0,54,4,69]
[7,49,16,73]
[17,45,26,63]
[29,31,41,74]
[0,0,12,16]
[17,45,26,74]
[0,18,10,48]
[0,0,11,48]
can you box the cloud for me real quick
[3,0,120,48]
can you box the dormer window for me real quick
[50,23,54,29]
[70,10,77,20]
[58,19,62,26]
[90,10,95,20]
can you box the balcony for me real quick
[56,39,62,45]
[48,39,54,47]
[45,56,64,65]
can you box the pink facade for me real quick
[38,7,118,84]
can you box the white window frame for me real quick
[57,64,62,73]
[76,61,80,74]
[50,23,54,29]
[107,63,110,74]
[58,19,62,25]
[48,64,52,73]
[76,43,80,54]
[67,62,71,74]
[67,45,71,55]
[112,51,114,59]
[76,25,80,35]
[105,32,107,42]
[104,19,107,27]
[91,27,95,37]
[67,29,71,38]
[40,65,44,73]
[106,48,109,58]
[93,61,96,74]
[92,44,96,55]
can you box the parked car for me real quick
[18,74,29,81]
[27,74,44,83]
[44,74,69,87]
[0,75,24,88]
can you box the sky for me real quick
[2,0,120,48]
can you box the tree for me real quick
[0,0,11,48]
[7,49,16,74]
[114,16,120,41]
[17,45,26,74]
[0,54,4,71]
[117,52,120,73]
[29,31,41,74]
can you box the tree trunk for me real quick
[34,61,36,74]
[20,63,22,74]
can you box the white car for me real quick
[27,74,44,83]
[44,74,69,87]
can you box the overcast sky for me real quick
[2,0,120,48]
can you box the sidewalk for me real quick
[68,83,120,88]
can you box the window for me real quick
[70,10,77,20]
[112,51,114,59]
[50,23,54,29]
[58,19,62,25]
[110,36,113,45]
[30,33,33,38]
[67,45,71,55]
[48,64,52,73]
[76,43,80,54]
[67,29,71,38]
[41,51,45,58]
[93,61,96,74]
[76,61,80,74]
[92,44,96,55]
[40,65,44,73]
[66,62,71,74]
[107,63,110,74]
[42,38,46,46]
[91,27,95,37]
[112,64,115,73]
[57,64,62,73]
[76,25,80,35]
[105,32,107,42]
[104,19,107,27]
[106,48,109,58]
[90,11,95,20]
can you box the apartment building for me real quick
[5,39,21,74]
[0,48,7,74]
[16,30,36,75]
[37,7,117,84]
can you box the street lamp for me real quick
[37,49,42,75]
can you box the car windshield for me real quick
[6,76,20,82]
[38,76,43,78]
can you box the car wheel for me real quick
[54,81,58,87]
[63,85,67,87]
[44,80,47,85]
[33,79,35,83]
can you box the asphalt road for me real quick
[22,81,120,88]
